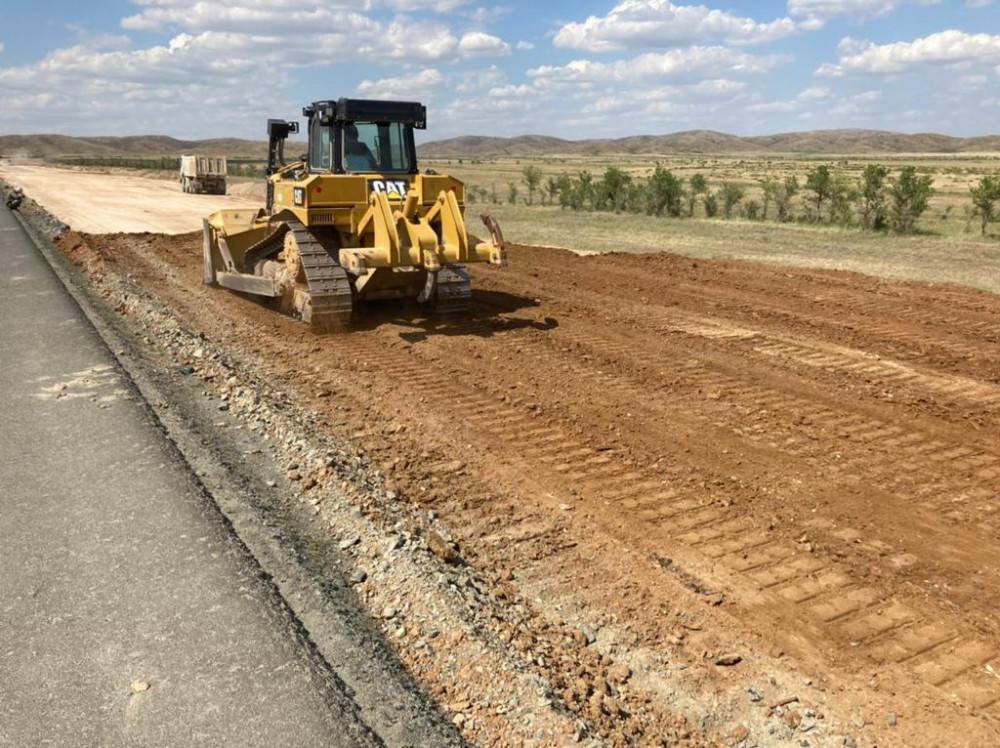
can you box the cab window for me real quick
[310,122,331,171]
[343,121,412,173]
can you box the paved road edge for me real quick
[9,210,465,748]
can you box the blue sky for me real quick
[1,1,998,141]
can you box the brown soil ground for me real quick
[56,230,1000,747]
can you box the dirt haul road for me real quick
[0,163,260,233]
[11,168,1000,746]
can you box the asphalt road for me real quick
[0,203,382,746]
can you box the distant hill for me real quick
[0,134,273,159]
[3,129,999,161]
[418,129,1000,157]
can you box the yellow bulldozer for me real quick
[202,98,508,330]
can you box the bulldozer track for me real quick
[61,232,1000,739]
[433,264,472,316]
[241,222,289,273]
[236,220,352,330]
[287,223,353,331]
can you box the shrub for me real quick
[521,165,542,205]
[774,176,800,223]
[889,167,934,234]
[688,173,708,216]
[720,182,745,219]
[858,164,889,230]
[970,175,1000,236]
[646,166,685,217]
[598,166,632,213]
[703,191,719,218]
[805,165,832,222]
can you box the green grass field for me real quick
[478,203,1000,294]
[425,154,1000,294]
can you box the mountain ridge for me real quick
[418,128,1000,157]
[2,129,999,160]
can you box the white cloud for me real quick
[788,0,942,28]
[121,0,469,31]
[0,1,513,137]
[744,84,831,113]
[516,40,534,51]
[114,1,510,64]
[819,30,1000,76]
[0,43,5,55]
[439,42,765,136]
[529,47,789,86]
[798,85,831,99]
[457,31,510,57]
[958,74,988,90]
[554,1,797,52]
[122,2,363,33]
[454,65,506,93]
[747,100,798,112]
[389,0,469,11]
[357,68,445,99]
[966,0,994,6]
[828,88,882,117]
[585,77,746,110]
[747,86,884,123]
[465,5,511,25]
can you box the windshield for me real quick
[343,121,412,173]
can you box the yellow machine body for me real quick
[202,99,507,330]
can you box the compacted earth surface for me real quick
[7,174,1000,747]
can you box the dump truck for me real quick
[180,155,227,195]
[201,98,507,330]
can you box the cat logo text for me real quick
[368,179,409,201]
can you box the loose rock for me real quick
[425,530,458,564]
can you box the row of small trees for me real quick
[492,163,942,235]
[55,156,180,170]
[469,163,1000,237]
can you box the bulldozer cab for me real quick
[303,98,424,176]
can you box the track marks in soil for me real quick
[336,321,1000,714]
[64,232,1000,734]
